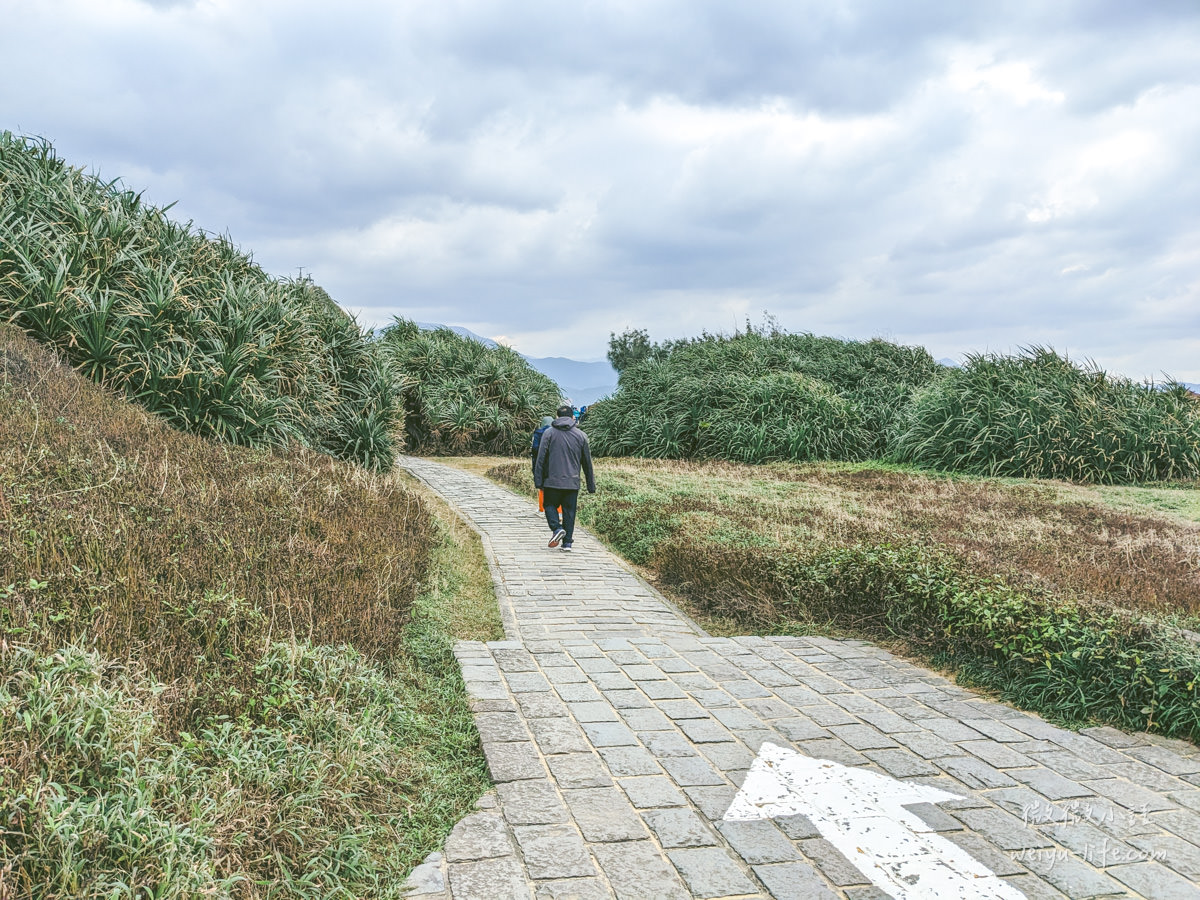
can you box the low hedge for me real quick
[779,544,1200,740]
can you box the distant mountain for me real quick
[936,357,960,368]
[522,357,619,406]
[415,322,618,405]
[1184,383,1200,394]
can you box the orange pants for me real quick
[538,490,562,515]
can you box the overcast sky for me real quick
[3,1,1199,378]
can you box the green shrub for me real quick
[587,328,939,462]
[378,318,562,455]
[780,543,1200,739]
[892,347,1200,483]
[0,132,402,470]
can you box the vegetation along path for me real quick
[400,457,1200,900]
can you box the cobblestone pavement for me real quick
[400,457,1200,900]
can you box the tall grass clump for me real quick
[893,347,1200,483]
[587,327,939,462]
[0,131,401,470]
[378,318,562,455]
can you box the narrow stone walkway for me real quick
[401,457,1200,900]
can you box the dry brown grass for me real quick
[489,456,1200,620]
[1,326,434,731]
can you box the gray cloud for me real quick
[2,0,1199,378]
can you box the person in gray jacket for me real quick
[533,404,596,551]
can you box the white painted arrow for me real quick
[724,743,1025,900]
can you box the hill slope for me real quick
[0,326,498,897]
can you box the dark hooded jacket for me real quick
[534,416,596,492]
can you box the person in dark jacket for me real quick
[530,415,553,475]
[533,404,596,551]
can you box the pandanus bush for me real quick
[587,328,939,463]
[892,347,1200,483]
[0,131,402,469]
[377,318,562,455]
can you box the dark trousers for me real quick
[542,487,579,545]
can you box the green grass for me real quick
[487,456,1200,740]
[1,328,504,897]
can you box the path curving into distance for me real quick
[400,456,1200,900]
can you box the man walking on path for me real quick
[534,403,596,551]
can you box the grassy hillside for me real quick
[378,318,562,456]
[1,327,502,898]
[0,131,402,469]
[488,457,1200,740]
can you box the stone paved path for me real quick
[401,457,1200,900]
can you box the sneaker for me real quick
[560,544,573,552]
[548,528,566,548]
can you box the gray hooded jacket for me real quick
[534,416,596,492]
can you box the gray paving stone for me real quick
[641,679,688,699]
[562,787,648,842]
[666,847,759,898]
[642,730,701,757]
[1009,767,1094,802]
[618,774,688,808]
[511,825,596,879]
[494,781,569,827]
[683,784,739,820]
[402,850,446,896]
[797,837,870,886]
[591,671,635,691]
[591,841,690,900]
[938,755,1019,789]
[557,684,603,704]
[657,698,710,720]
[533,878,611,900]
[952,807,1054,850]
[546,753,613,788]
[903,800,965,832]
[596,745,661,776]
[1154,807,1200,844]
[797,704,859,727]
[890,728,966,759]
[1126,832,1200,881]
[1108,861,1200,899]
[484,742,546,782]
[944,831,1028,877]
[517,692,570,718]
[567,701,618,723]
[660,755,726,786]
[580,720,638,747]
[1016,848,1128,898]
[677,717,735,743]
[753,862,838,900]
[699,741,756,772]
[776,813,820,840]
[825,723,898,750]
[475,712,532,743]
[773,717,831,742]
[1082,776,1177,812]
[961,739,1035,769]
[862,747,940,778]
[793,737,869,766]
[717,819,799,864]
[1127,745,1200,777]
[527,718,591,755]
[447,856,531,900]
[643,807,720,848]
